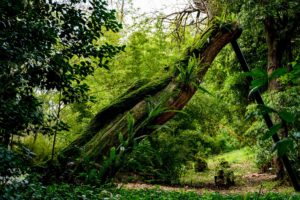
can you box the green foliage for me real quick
[262,124,281,141]
[177,55,198,86]
[121,91,241,183]
[0,145,28,192]
[245,83,300,171]
[214,159,235,187]
[121,190,300,200]
[272,138,294,157]
[284,59,300,84]
[2,179,300,200]
[194,157,208,172]
[122,135,186,184]
[0,0,123,146]
[255,140,274,173]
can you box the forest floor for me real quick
[120,148,295,195]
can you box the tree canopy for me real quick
[0,0,123,146]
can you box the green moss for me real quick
[57,19,241,168]
[88,76,171,136]
[174,20,222,76]
[185,20,240,60]
[58,76,172,162]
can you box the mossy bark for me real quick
[56,20,242,181]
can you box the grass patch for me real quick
[180,147,258,186]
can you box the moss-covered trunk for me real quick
[56,20,242,182]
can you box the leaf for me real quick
[293,132,300,139]
[249,85,261,96]
[118,132,124,143]
[247,68,267,79]
[257,104,277,115]
[109,147,116,160]
[262,124,281,140]
[194,83,213,96]
[250,78,267,88]
[269,68,288,80]
[127,113,135,136]
[278,110,295,123]
[272,138,293,157]
[248,78,267,96]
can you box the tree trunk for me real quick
[264,16,292,181]
[54,20,242,182]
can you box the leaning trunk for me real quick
[55,20,242,182]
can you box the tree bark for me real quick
[264,14,297,180]
[55,20,242,182]
[264,16,287,181]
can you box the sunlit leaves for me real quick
[177,56,198,86]
[0,0,123,144]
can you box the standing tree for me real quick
[214,0,300,181]
[0,0,124,147]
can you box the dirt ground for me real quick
[119,172,294,194]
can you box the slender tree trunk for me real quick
[264,17,283,90]
[2,133,11,148]
[51,92,62,161]
[119,0,125,23]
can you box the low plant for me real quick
[214,159,235,187]
[0,145,28,190]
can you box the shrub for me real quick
[122,135,187,184]
[0,146,28,186]
[214,159,235,187]
[194,157,208,172]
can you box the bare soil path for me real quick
[120,173,292,195]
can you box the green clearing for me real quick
[181,148,258,186]
[122,148,295,195]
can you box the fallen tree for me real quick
[52,20,242,182]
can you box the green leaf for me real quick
[127,113,135,136]
[272,138,293,157]
[109,147,116,159]
[118,132,124,143]
[248,78,267,96]
[249,85,261,96]
[194,83,213,96]
[262,124,281,140]
[278,110,295,123]
[250,78,267,88]
[247,68,267,78]
[269,68,288,80]
[257,104,277,115]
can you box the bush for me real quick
[194,157,208,172]
[121,135,187,184]
[214,159,235,187]
[0,145,28,187]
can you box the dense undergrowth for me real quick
[2,181,300,200]
[2,147,297,200]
